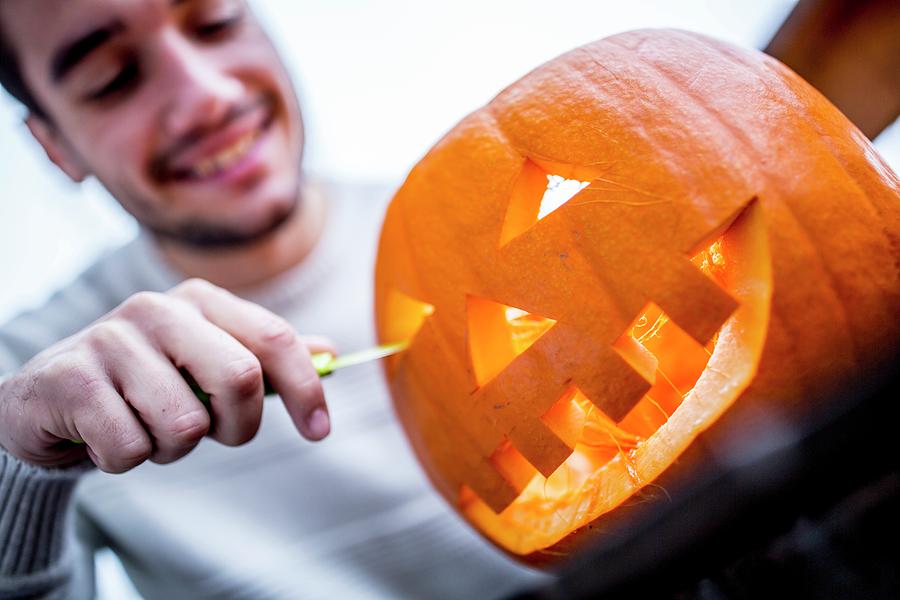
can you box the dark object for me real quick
[505,367,900,600]
[765,0,900,139]
[178,366,277,405]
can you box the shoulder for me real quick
[0,235,179,370]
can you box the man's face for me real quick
[2,0,305,247]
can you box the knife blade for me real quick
[312,340,410,377]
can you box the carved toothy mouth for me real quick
[460,199,772,555]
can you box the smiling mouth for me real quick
[186,128,261,180]
[156,95,276,183]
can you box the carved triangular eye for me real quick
[538,175,591,220]
[499,159,591,246]
[382,289,434,353]
[467,295,555,387]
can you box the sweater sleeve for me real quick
[0,267,116,599]
[0,450,93,599]
[0,241,163,599]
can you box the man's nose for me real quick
[157,31,245,137]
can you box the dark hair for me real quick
[0,8,48,118]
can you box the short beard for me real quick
[145,197,299,249]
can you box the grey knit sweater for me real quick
[0,182,548,599]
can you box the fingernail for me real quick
[305,407,331,439]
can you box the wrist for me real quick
[0,447,94,480]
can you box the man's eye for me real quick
[86,62,140,102]
[194,14,242,40]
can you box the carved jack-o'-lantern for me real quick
[374,29,900,563]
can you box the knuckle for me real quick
[167,410,210,447]
[105,433,152,473]
[117,291,170,320]
[218,421,260,447]
[45,356,107,402]
[85,320,137,355]
[222,358,264,398]
[172,278,217,300]
[258,317,298,352]
[212,399,263,447]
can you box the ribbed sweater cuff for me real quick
[0,450,91,578]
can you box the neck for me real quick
[154,182,327,291]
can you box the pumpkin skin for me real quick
[374,29,900,564]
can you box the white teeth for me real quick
[190,130,258,179]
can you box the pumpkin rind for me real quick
[374,29,900,564]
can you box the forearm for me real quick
[0,449,92,599]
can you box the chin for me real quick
[148,193,298,249]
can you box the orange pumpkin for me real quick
[374,29,900,564]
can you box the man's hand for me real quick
[0,279,333,473]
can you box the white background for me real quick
[1,1,899,597]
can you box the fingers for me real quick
[111,297,265,447]
[299,335,337,356]
[0,280,331,475]
[0,345,153,473]
[68,378,152,474]
[84,319,225,464]
[106,349,212,463]
[171,279,330,440]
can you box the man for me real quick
[0,1,546,598]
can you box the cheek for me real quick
[67,105,155,181]
[67,120,164,220]
[232,32,304,139]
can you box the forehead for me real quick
[2,0,168,71]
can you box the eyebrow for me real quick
[50,21,125,83]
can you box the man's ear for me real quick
[25,115,89,183]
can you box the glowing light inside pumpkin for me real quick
[382,289,435,371]
[467,296,556,387]
[462,237,729,518]
[500,160,593,246]
[538,175,591,220]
